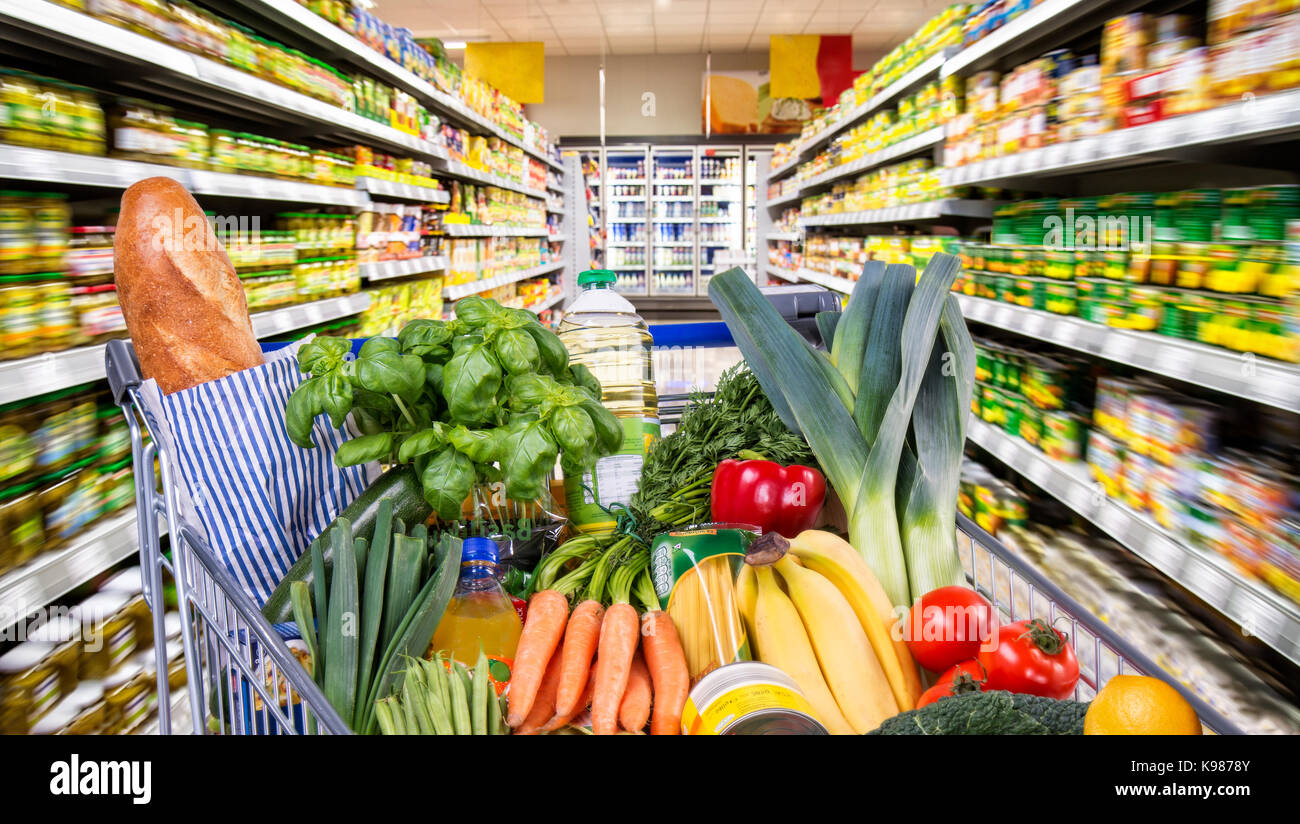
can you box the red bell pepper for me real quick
[710,452,827,538]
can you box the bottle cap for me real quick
[461,536,499,564]
[578,269,616,286]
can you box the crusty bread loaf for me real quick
[114,177,264,394]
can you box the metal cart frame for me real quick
[107,339,350,735]
[107,313,1242,734]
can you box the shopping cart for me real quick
[107,339,350,735]
[106,314,1243,735]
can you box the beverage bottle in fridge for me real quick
[558,270,659,533]
[429,537,522,691]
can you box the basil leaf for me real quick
[334,432,393,467]
[442,342,502,424]
[447,426,503,464]
[359,337,400,359]
[425,362,444,396]
[550,405,596,455]
[501,421,557,502]
[321,371,354,429]
[494,327,540,376]
[356,350,424,401]
[397,425,447,463]
[581,398,622,454]
[506,373,552,409]
[285,376,324,449]
[398,319,453,357]
[352,405,387,436]
[454,296,497,329]
[567,363,602,400]
[297,337,351,377]
[524,323,569,375]
[421,446,476,521]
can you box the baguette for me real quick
[114,176,264,394]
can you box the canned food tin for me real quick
[680,662,828,735]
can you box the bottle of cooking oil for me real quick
[558,269,659,533]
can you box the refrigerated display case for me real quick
[650,147,697,296]
[697,146,745,295]
[606,147,650,296]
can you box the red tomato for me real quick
[936,659,987,686]
[904,586,999,673]
[916,660,987,708]
[977,618,1079,700]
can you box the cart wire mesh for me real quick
[109,340,350,735]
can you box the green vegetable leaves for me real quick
[285,302,619,522]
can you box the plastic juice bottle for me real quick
[558,270,659,533]
[428,537,521,691]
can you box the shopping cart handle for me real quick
[105,338,143,406]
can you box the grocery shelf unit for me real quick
[753,0,1300,694]
[0,0,566,687]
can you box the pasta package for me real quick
[649,526,756,684]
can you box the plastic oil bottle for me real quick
[429,537,521,691]
[558,269,659,533]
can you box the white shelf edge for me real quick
[956,295,1300,414]
[798,126,946,191]
[941,0,1099,77]
[765,232,800,242]
[359,256,449,282]
[442,223,549,237]
[798,199,997,227]
[442,262,564,300]
[0,294,372,405]
[356,177,450,203]
[0,508,150,630]
[967,419,1300,667]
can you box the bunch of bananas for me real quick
[737,530,924,734]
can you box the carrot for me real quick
[514,641,564,735]
[543,660,597,731]
[553,599,604,720]
[590,602,639,735]
[506,589,569,727]
[618,647,652,733]
[640,610,689,735]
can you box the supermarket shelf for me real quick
[652,265,693,271]
[356,177,450,204]
[941,0,1113,78]
[226,0,561,170]
[610,196,650,202]
[524,292,566,313]
[0,146,369,206]
[442,262,564,300]
[438,159,547,199]
[546,206,566,215]
[765,232,801,242]
[801,51,950,154]
[795,268,855,293]
[0,294,371,405]
[798,127,946,192]
[765,190,802,209]
[764,264,800,283]
[442,223,549,237]
[767,156,801,180]
[699,179,742,185]
[608,217,647,223]
[608,241,646,247]
[967,419,1300,667]
[0,509,147,631]
[798,199,998,227]
[943,88,1300,187]
[250,293,371,337]
[652,217,692,223]
[957,296,1300,415]
[360,256,449,282]
[0,0,447,162]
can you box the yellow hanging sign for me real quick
[465,42,545,104]
[769,35,821,100]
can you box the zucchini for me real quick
[262,466,432,623]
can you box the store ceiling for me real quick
[372,0,947,55]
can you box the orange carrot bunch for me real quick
[505,588,689,735]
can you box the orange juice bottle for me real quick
[429,537,521,692]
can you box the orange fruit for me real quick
[1084,675,1202,735]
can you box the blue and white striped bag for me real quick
[138,338,379,606]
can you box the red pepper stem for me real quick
[735,449,768,462]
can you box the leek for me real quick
[708,253,973,608]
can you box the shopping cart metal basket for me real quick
[107,339,350,735]
[106,312,1243,734]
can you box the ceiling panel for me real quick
[372,0,925,56]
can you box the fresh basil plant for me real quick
[285,297,622,520]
